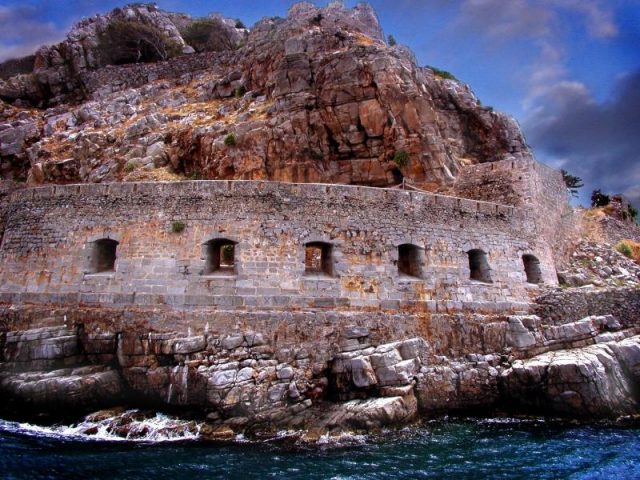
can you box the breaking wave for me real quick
[0,410,201,443]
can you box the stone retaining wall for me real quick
[535,287,640,325]
[79,51,234,100]
[0,180,556,312]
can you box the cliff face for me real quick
[0,2,530,189]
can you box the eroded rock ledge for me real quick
[1,286,639,434]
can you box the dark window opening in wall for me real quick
[91,239,118,273]
[204,239,237,275]
[305,242,334,276]
[398,244,423,278]
[468,249,492,283]
[523,254,542,284]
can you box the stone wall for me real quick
[535,287,640,325]
[0,180,556,312]
[453,158,579,265]
[80,51,233,101]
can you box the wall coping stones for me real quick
[10,179,521,219]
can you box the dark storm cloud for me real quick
[525,70,640,207]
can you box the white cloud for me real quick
[545,0,618,38]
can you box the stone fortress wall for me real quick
[453,157,578,263]
[0,175,559,313]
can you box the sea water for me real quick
[1,417,639,480]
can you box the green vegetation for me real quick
[190,170,203,180]
[234,85,246,98]
[235,19,246,29]
[591,189,610,208]
[388,35,397,46]
[224,133,237,146]
[393,150,410,168]
[181,18,235,53]
[427,66,458,81]
[561,169,584,198]
[222,244,234,263]
[628,205,638,222]
[124,160,137,173]
[98,20,181,65]
[171,221,186,234]
[615,239,640,263]
[616,241,633,258]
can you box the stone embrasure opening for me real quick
[468,249,492,283]
[204,239,237,275]
[90,239,118,273]
[305,242,334,276]
[523,254,542,284]
[398,244,423,278]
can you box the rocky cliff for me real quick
[0,2,529,189]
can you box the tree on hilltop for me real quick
[98,20,180,65]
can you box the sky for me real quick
[1,0,639,208]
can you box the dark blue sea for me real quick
[1,416,639,480]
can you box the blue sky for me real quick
[1,0,639,207]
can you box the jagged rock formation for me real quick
[0,2,529,189]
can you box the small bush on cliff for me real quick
[616,241,633,258]
[182,18,235,53]
[388,35,397,46]
[393,150,410,168]
[171,221,186,233]
[224,133,237,146]
[235,19,246,29]
[98,20,180,65]
[428,66,458,81]
[591,189,610,208]
[124,160,137,173]
[616,240,640,264]
[234,85,246,98]
[628,205,638,222]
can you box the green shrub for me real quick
[224,133,237,146]
[616,241,633,258]
[182,18,235,53]
[427,65,458,81]
[98,20,180,65]
[235,19,246,29]
[171,221,186,234]
[190,170,203,180]
[393,150,410,168]
[388,35,397,46]
[124,160,137,173]
[234,85,246,98]
[591,189,610,208]
[628,205,638,222]
[310,150,323,161]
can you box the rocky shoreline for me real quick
[2,285,640,436]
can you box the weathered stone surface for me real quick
[0,366,123,409]
[501,337,640,417]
